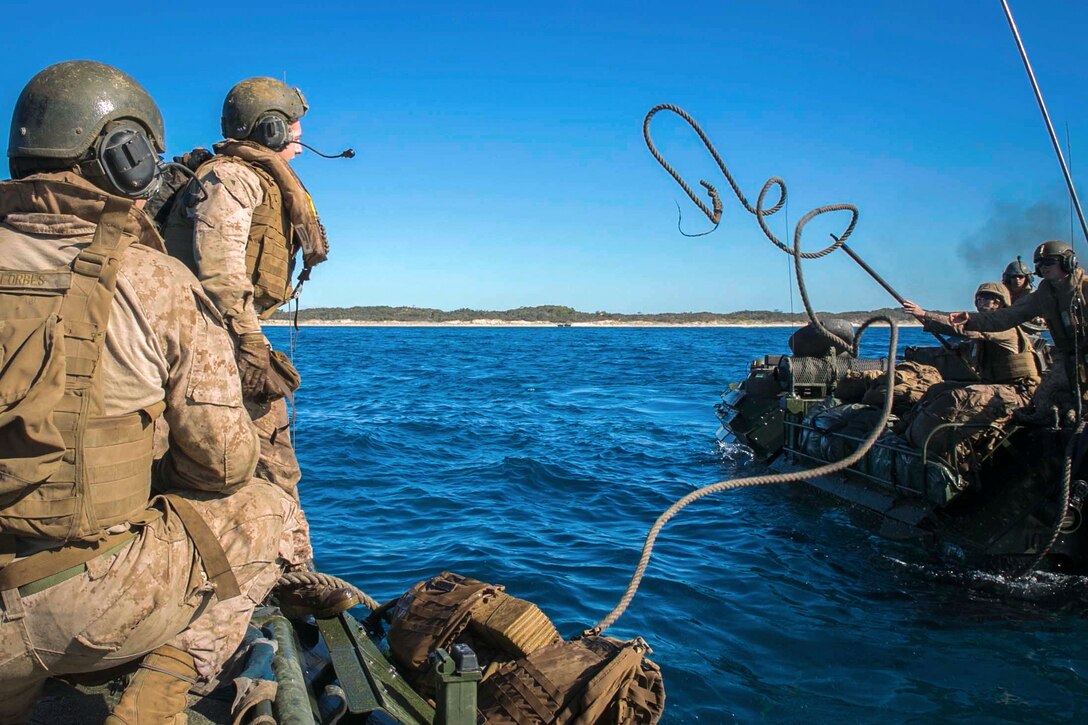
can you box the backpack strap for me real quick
[162,494,242,601]
[569,640,646,725]
[52,196,136,540]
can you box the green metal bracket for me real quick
[317,613,436,724]
[431,644,481,725]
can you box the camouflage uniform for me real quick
[922,283,1040,389]
[0,173,308,723]
[187,160,301,492]
[966,268,1088,419]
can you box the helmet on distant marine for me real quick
[221,77,308,151]
[8,60,166,198]
[1032,240,1078,274]
[1001,258,1034,286]
[975,281,1010,308]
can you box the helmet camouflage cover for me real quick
[8,60,164,165]
[975,281,1010,307]
[221,77,308,140]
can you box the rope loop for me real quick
[602,102,900,634]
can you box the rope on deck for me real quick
[277,570,382,612]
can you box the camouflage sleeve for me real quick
[190,161,264,337]
[125,248,260,491]
[964,294,1042,333]
[922,311,984,340]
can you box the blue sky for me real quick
[4,1,1087,313]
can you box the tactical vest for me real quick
[975,329,1040,385]
[162,157,296,318]
[384,572,665,724]
[0,182,161,543]
[242,161,296,316]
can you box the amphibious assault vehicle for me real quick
[715,324,1088,575]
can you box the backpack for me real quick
[383,572,665,724]
[144,147,213,234]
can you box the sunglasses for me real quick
[1037,258,1061,267]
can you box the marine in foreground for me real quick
[0,62,668,724]
[0,61,313,723]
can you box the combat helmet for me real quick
[1033,240,1078,274]
[975,281,1011,308]
[8,60,165,197]
[221,77,308,150]
[1002,257,1034,287]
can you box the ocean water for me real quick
[266,325,1088,723]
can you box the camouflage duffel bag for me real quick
[862,361,943,416]
[902,382,1027,466]
[836,369,882,404]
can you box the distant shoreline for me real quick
[264,305,919,327]
[263,319,923,328]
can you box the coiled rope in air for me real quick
[593,107,897,632]
[278,570,382,612]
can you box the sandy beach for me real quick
[262,319,921,328]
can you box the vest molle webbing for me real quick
[384,572,665,724]
[0,183,161,543]
[242,161,296,315]
[161,155,297,317]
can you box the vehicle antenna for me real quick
[1067,121,1074,244]
[1000,0,1088,250]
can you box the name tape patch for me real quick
[0,268,72,292]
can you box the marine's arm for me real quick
[190,161,264,337]
[920,311,984,340]
[131,251,259,492]
[962,294,1043,332]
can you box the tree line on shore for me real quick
[269,305,919,324]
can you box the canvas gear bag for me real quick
[901,382,1027,469]
[477,636,665,725]
[384,572,665,724]
[0,179,163,542]
[862,361,944,417]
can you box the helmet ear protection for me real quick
[249,112,294,151]
[79,121,163,198]
[1062,250,1078,274]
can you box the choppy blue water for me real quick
[265,325,1088,723]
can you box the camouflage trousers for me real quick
[245,396,314,567]
[0,480,307,724]
[245,396,302,491]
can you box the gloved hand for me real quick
[237,333,272,400]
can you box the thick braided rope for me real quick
[645,105,866,375]
[592,318,898,634]
[1015,420,1082,577]
[644,104,857,260]
[278,570,381,612]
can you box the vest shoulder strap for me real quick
[161,494,242,601]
